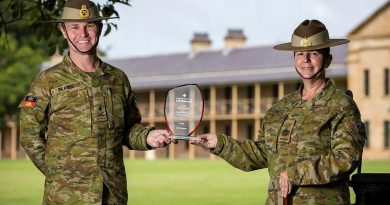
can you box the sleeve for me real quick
[19,74,50,175]
[122,77,154,150]
[211,124,268,172]
[286,105,365,185]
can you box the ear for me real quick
[324,54,333,68]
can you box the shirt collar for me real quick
[292,79,336,107]
[62,53,106,78]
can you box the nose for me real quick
[303,52,311,62]
[80,25,89,37]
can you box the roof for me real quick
[106,44,348,90]
[349,1,390,36]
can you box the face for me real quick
[61,21,99,53]
[294,50,331,80]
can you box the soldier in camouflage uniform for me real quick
[19,0,173,204]
[192,20,365,205]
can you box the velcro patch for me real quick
[51,82,82,95]
[21,96,38,108]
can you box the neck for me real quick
[301,78,326,100]
[69,51,97,73]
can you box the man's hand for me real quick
[279,170,292,198]
[190,133,217,149]
[146,129,172,148]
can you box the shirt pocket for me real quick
[264,112,287,154]
[48,86,90,138]
[300,111,334,156]
[106,86,126,130]
[276,116,296,152]
[49,86,89,119]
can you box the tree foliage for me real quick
[0,35,43,129]
[0,0,130,129]
[0,0,131,55]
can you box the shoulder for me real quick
[102,62,134,91]
[32,62,66,87]
[104,62,127,77]
[330,89,359,110]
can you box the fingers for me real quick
[279,171,291,198]
[147,129,172,148]
[189,133,217,149]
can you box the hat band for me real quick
[291,30,330,48]
[61,7,100,20]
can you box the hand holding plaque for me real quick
[164,84,204,141]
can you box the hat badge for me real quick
[300,38,312,47]
[79,4,90,19]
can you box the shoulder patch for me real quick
[21,96,38,108]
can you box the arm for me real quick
[193,125,268,172]
[286,106,365,186]
[122,83,153,150]
[213,133,268,172]
[122,79,171,150]
[19,75,50,175]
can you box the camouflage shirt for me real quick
[19,54,153,204]
[212,80,365,205]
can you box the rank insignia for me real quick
[79,4,90,19]
[300,38,312,47]
[21,96,38,108]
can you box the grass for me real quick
[0,159,389,205]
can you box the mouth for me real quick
[77,40,89,44]
[301,67,314,71]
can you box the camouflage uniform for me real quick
[20,54,153,204]
[212,80,365,205]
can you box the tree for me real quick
[0,0,131,55]
[0,0,128,130]
[0,34,43,129]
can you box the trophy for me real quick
[164,84,204,140]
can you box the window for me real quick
[384,68,389,95]
[364,69,369,96]
[224,125,231,136]
[247,124,253,139]
[202,125,209,134]
[203,88,210,101]
[385,121,390,148]
[272,84,279,98]
[365,121,369,148]
[225,87,231,99]
[247,86,254,99]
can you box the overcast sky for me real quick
[96,0,388,59]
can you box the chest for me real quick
[263,105,338,159]
[48,73,126,124]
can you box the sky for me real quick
[96,0,389,59]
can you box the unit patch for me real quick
[21,96,38,108]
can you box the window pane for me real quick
[385,68,389,95]
[365,121,369,148]
[364,69,369,96]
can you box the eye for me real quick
[310,52,319,56]
[69,25,78,30]
[87,23,97,29]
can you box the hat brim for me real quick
[273,39,349,51]
[42,16,118,23]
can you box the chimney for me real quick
[224,29,246,49]
[190,32,212,52]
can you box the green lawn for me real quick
[0,159,389,205]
